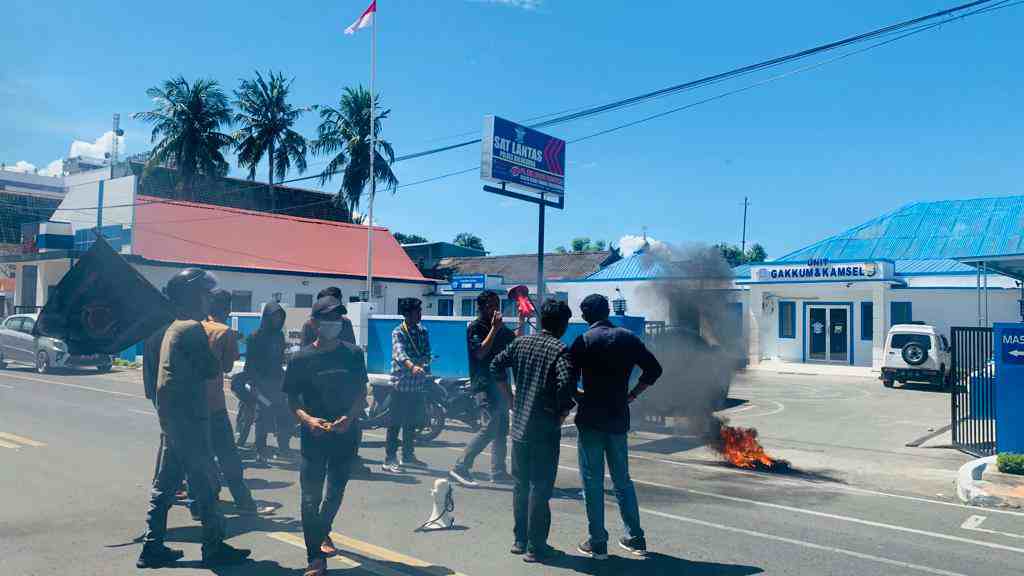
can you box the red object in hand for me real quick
[507,285,535,319]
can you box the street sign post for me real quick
[481,116,566,324]
[994,323,1024,452]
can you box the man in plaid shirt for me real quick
[384,298,432,472]
[490,299,576,564]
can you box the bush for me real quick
[997,453,1024,475]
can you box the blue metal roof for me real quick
[586,251,674,281]
[893,259,977,275]
[778,196,1024,262]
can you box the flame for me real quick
[717,424,786,471]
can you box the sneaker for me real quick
[524,545,563,563]
[382,460,403,474]
[136,544,184,569]
[401,455,428,469]
[236,502,276,516]
[202,542,251,566]
[510,541,527,555]
[489,470,514,484]
[448,467,478,487]
[577,539,608,560]
[321,535,338,556]
[349,462,374,478]
[618,535,647,557]
[303,557,327,576]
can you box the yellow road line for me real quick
[266,532,404,576]
[0,432,46,447]
[329,532,471,576]
[0,439,21,449]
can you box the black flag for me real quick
[33,236,174,355]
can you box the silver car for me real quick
[0,314,113,374]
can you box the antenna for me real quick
[110,113,124,178]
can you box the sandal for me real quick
[321,535,338,556]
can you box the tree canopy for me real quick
[453,232,485,252]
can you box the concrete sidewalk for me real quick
[746,359,878,379]
[956,456,1024,508]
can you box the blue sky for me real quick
[3,1,1023,258]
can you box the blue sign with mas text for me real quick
[481,116,565,196]
[994,323,1024,453]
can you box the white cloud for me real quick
[473,0,542,9]
[4,160,38,173]
[40,159,63,177]
[69,130,125,159]
[618,234,670,258]
[2,158,63,176]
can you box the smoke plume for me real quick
[634,244,742,443]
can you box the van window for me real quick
[20,317,35,334]
[890,333,931,350]
[4,317,23,331]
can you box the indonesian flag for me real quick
[345,0,376,35]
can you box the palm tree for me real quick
[133,77,234,199]
[313,86,398,218]
[233,71,309,211]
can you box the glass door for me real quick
[808,307,827,361]
[828,308,848,363]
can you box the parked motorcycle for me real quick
[434,376,485,432]
[362,376,448,443]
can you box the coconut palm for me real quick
[312,86,397,217]
[133,77,234,199]
[233,71,309,211]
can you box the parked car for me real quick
[0,314,113,374]
[881,323,951,390]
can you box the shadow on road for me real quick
[246,479,294,490]
[543,551,762,575]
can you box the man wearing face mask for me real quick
[284,296,369,576]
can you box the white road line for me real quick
[0,432,46,447]
[0,383,15,389]
[373,430,1024,552]
[641,507,967,576]
[717,403,756,415]
[0,439,21,450]
[961,515,1024,540]
[0,372,145,398]
[127,408,157,417]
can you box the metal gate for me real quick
[950,326,995,456]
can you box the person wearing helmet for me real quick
[137,269,251,569]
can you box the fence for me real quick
[950,326,996,456]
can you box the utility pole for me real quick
[740,196,750,256]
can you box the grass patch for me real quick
[997,453,1024,476]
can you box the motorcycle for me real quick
[362,376,448,443]
[434,376,485,432]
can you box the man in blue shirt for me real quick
[571,294,663,561]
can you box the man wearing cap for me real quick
[138,269,250,569]
[383,297,431,473]
[285,296,369,576]
[571,294,663,561]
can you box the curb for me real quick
[955,455,1004,507]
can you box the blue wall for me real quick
[365,315,645,377]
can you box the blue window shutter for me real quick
[778,301,795,339]
[891,302,912,326]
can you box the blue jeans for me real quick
[576,426,644,544]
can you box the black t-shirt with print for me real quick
[283,342,368,454]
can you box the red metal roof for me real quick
[131,196,427,281]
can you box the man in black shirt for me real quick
[490,299,576,564]
[284,296,369,576]
[450,291,516,486]
[571,294,663,561]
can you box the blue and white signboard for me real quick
[994,323,1024,452]
[450,275,486,292]
[481,116,565,196]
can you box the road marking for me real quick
[961,515,1024,539]
[267,532,415,576]
[329,532,471,576]
[0,383,15,389]
[0,372,145,398]
[717,403,756,415]
[639,507,967,576]
[127,408,157,417]
[0,439,21,450]
[0,432,46,447]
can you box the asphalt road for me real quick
[1,367,1022,576]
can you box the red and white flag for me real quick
[345,0,376,35]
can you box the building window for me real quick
[231,291,252,313]
[778,301,795,339]
[461,298,475,317]
[501,298,516,318]
[861,302,873,341]
[437,298,454,317]
[891,301,913,326]
[295,293,313,308]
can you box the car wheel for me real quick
[883,379,894,388]
[36,351,50,374]
[0,351,6,369]
[96,362,112,373]
[902,342,928,366]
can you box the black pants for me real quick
[210,410,254,508]
[255,399,293,454]
[511,436,560,551]
[143,420,225,552]
[300,442,355,563]
[455,393,508,474]
[385,390,422,461]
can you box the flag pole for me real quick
[365,4,376,307]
